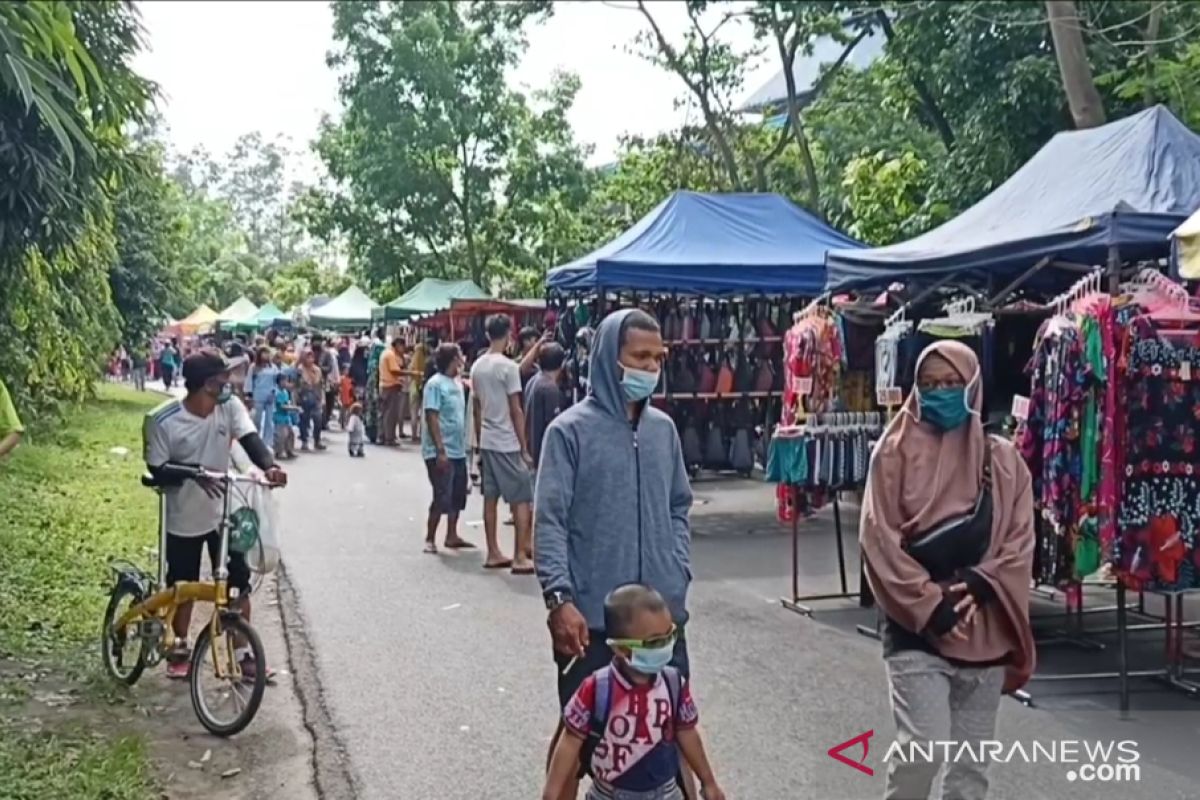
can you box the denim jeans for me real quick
[299,402,322,446]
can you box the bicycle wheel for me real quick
[100,585,147,685]
[189,614,266,736]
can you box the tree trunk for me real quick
[875,11,954,151]
[1045,0,1106,128]
[1143,1,1164,107]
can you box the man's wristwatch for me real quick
[544,590,572,612]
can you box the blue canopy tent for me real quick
[546,191,862,296]
[825,106,1200,293]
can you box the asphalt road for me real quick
[279,428,1200,800]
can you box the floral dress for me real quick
[1114,317,1200,590]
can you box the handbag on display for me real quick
[680,305,695,342]
[733,351,755,393]
[715,353,735,395]
[682,415,704,468]
[696,352,717,394]
[670,352,696,394]
[699,304,712,340]
[754,356,774,393]
[704,412,728,469]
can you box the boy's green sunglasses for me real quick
[607,624,678,651]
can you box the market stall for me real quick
[375,278,490,324]
[825,105,1200,296]
[215,297,260,332]
[308,285,379,332]
[794,109,1200,709]
[412,297,546,354]
[163,304,218,338]
[546,190,863,477]
[229,302,289,334]
[1172,205,1200,280]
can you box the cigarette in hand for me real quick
[561,656,578,676]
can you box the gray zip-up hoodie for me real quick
[534,309,693,631]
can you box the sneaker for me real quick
[240,655,276,684]
[315,442,327,451]
[166,659,190,680]
[301,442,310,452]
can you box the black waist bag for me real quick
[904,438,994,582]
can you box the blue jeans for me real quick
[299,402,321,445]
[250,402,275,451]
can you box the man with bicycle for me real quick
[143,349,287,680]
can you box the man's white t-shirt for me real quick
[143,396,256,537]
[470,352,522,453]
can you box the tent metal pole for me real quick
[987,256,1052,307]
[1106,245,1122,294]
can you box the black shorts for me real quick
[425,457,468,515]
[554,628,691,707]
[165,531,252,595]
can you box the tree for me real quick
[311,0,588,296]
[1045,0,1106,127]
[0,1,154,415]
[110,132,189,345]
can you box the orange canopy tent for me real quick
[164,304,218,337]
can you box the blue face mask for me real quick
[215,382,234,405]
[620,365,660,402]
[628,642,674,675]
[918,387,970,431]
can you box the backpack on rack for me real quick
[704,409,728,469]
[581,665,683,777]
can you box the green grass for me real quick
[0,724,156,800]
[0,384,163,657]
[0,384,162,799]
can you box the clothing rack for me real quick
[775,414,882,620]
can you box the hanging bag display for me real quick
[715,353,734,395]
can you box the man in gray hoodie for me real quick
[535,308,695,798]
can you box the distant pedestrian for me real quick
[129,344,149,392]
[421,343,475,553]
[296,350,326,452]
[243,346,279,451]
[346,402,366,458]
[524,341,569,473]
[378,337,409,446]
[159,341,179,390]
[472,314,534,574]
[273,373,299,459]
[311,336,340,430]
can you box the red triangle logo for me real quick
[827,730,875,776]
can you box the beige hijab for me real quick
[860,340,1036,690]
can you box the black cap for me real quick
[182,348,236,385]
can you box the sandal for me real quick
[423,542,438,555]
[444,538,477,549]
[483,559,513,570]
[510,565,536,576]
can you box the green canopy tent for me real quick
[308,285,379,331]
[229,302,289,333]
[373,278,490,323]
[215,296,259,331]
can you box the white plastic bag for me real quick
[229,480,282,574]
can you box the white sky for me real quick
[132,0,774,175]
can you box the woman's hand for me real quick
[946,581,978,640]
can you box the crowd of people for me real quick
[115,304,1033,800]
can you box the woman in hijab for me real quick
[860,340,1034,800]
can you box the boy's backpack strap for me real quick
[662,666,682,723]
[580,667,614,777]
[589,667,613,739]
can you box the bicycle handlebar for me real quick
[149,462,280,488]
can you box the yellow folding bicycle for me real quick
[101,463,276,736]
